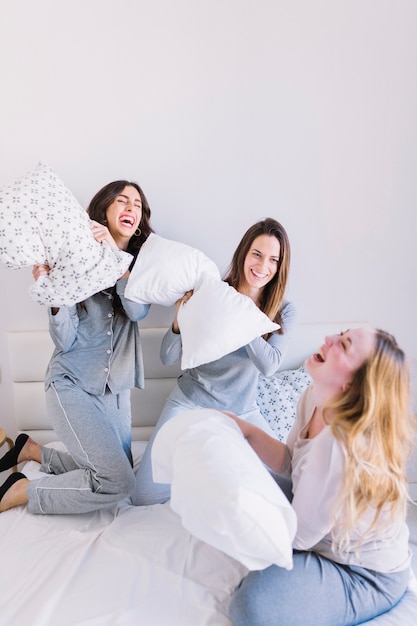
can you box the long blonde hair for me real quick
[326,329,412,551]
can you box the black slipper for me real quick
[0,434,29,472]
[0,472,26,504]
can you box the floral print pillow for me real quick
[0,162,131,306]
[257,365,312,441]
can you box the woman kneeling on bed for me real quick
[0,180,153,515]
[228,327,412,626]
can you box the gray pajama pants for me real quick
[27,378,135,515]
[229,553,410,626]
[229,475,410,625]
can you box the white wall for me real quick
[1,0,416,437]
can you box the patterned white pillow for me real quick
[257,365,312,441]
[0,162,132,306]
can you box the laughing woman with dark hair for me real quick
[88,179,153,263]
[0,180,154,515]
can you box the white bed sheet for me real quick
[1,443,416,626]
[1,472,247,625]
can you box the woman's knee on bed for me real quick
[92,461,136,497]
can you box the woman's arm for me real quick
[226,413,289,474]
[245,300,297,376]
[33,265,79,350]
[89,221,147,321]
[160,291,193,365]
[116,277,150,322]
[160,326,182,365]
[48,306,79,350]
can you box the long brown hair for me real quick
[223,218,291,331]
[87,180,154,263]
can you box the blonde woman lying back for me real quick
[228,327,413,626]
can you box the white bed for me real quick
[1,323,416,626]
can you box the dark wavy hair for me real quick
[87,180,154,263]
[85,180,154,316]
[223,218,290,332]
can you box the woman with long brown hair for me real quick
[133,217,296,506]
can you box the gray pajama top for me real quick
[44,277,150,395]
[160,299,296,415]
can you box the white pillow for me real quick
[0,162,132,306]
[257,365,312,441]
[152,408,297,571]
[177,276,279,369]
[124,232,220,306]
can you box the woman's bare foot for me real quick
[17,437,42,464]
[0,475,29,512]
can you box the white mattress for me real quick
[1,442,416,626]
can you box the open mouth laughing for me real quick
[119,214,136,228]
[314,350,325,363]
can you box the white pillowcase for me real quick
[124,233,220,306]
[177,276,279,369]
[257,365,312,442]
[152,408,297,571]
[0,162,132,306]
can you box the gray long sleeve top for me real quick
[45,278,150,395]
[160,300,296,415]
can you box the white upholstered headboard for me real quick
[7,322,366,444]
